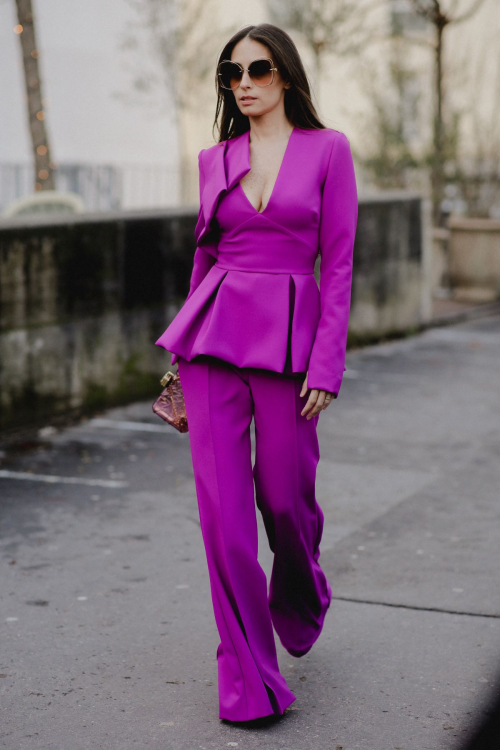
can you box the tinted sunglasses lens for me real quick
[219,62,242,89]
[249,59,273,86]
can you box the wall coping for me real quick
[448,215,500,232]
[0,205,197,232]
[0,190,421,233]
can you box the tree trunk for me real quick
[15,0,55,191]
[431,19,445,226]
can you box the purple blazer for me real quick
[155,126,358,396]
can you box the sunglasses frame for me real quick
[217,57,278,90]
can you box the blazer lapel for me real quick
[194,130,251,246]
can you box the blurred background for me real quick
[1,0,499,215]
[1,0,499,430]
[1,4,500,747]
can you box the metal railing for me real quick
[0,162,178,213]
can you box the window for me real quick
[390,0,429,35]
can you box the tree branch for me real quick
[453,0,488,25]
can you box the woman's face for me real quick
[229,37,290,118]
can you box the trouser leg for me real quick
[177,355,296,721]
[251,368,332,657]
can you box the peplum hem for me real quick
[155,264,321,374]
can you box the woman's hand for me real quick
[299,371,336,419]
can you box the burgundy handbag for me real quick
[152,370,189,433]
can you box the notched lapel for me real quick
[194,131,251,246]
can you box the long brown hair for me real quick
[213,24,327,142]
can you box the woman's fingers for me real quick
[300,389,316,416]
[300,390,336,418]
[322,393,335,410]
[308,391,327,418]
[299,372,309,398]
[301,389,325,418]
[299,373,335,418]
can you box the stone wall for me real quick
[347,192,431,339]
[0,194,430,430]
[448,216,500,302]
[0,209,195,430]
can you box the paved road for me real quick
[1,312,500,750]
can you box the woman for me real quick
[155,23,358,723]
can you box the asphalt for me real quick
[1,311,500,750]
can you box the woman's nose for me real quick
[240,70,253,88]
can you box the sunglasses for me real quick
[217,57,278,90]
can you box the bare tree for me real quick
[407,0,488,224]
[14,0,55,191]
[118,0,235,202]
[266,0,387,108]
[444,30,500,218]
[357,37,423,191]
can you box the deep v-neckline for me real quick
[238,126,296,216]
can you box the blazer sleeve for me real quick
[185,149,218,302]
[170,149,218,366]
[306,132,358,397]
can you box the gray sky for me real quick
[0,0,175,167]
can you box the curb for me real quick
[427,300,500,329]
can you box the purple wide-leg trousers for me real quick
[177,354,332,722]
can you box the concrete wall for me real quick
[0,193,430,430]
[347,192,431,340]
[0,208,195,430]
[447,216,500,302]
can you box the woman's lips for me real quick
[241,97,256,105]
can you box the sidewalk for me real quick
[1,310,499,749]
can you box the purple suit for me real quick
[156,126,358,397]
[157,126,358,722]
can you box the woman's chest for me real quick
[238,140,291,214]
[216,166,323,239]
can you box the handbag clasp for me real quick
[160,371,175,387]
